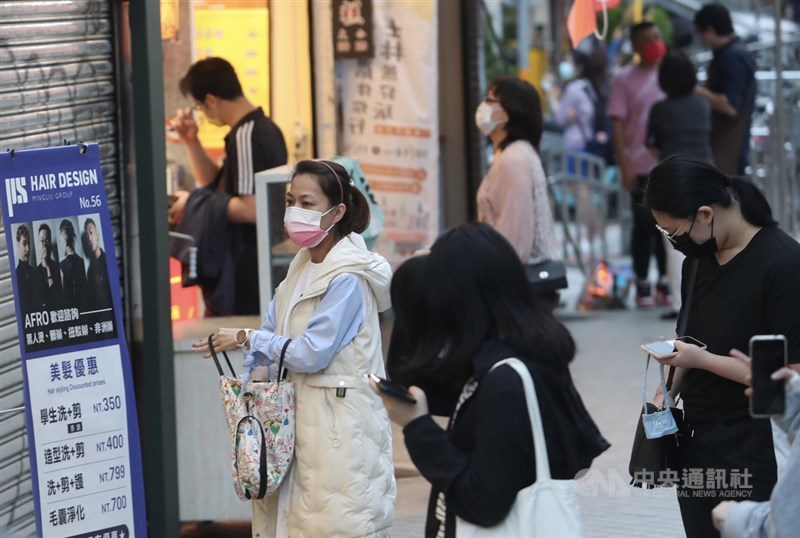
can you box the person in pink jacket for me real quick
[475,76,560,306]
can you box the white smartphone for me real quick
[641,336,706,358]
[749,335,788,418]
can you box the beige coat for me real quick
[252,233,395,537]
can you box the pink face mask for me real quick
[284,206,337,248]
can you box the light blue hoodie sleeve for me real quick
[721,374,800,538]
[241,273,365,380]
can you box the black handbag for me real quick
[628,366,684,488]
[628,259,698,488]
[525,259,568,292]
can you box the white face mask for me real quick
[475,101,504,137]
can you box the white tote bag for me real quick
[456,358,582,538]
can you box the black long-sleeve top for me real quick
[401,340,608,538]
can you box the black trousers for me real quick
[631,176,666,282]
[676,417,777,538]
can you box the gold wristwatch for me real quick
[235,329,252,350]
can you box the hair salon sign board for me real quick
[1,145,146,538]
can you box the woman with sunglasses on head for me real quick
[644,155,800,538]
[475,77,560,306]
[193,160,395,537]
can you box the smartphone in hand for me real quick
[750,335,787,417]
[368,374,417,404]
[641,336,706,359]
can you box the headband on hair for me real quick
[319,160,345,202]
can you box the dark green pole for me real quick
[127,2,180,536]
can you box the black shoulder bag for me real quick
[628,258,699,488]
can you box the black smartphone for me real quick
[368,374,417,404]
[749,335,788,417]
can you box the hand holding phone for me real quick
[368,374,417,404]
[641,336,706,359]
[749,335,787,417]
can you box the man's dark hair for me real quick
[658,51,697,98]
[59,219,76,250]
[38,223,53,257]
[630,22,656,42]
[694,3,734,36]
[16,224,29,243]
[179,57,244,102]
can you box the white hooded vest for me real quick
[252,233,396,537]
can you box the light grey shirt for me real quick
[722,374,800,538]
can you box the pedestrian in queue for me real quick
[376,223,609,538]
[193,160,395,537]
[556,50,605,155]
[712,350,800,538]
[475,76,561,306]
[556,47,612,161]
[167,57,287,316]
[608,22,668,308]
[647,50,714,319]
[694,3,756,176]
[643,156,800,538]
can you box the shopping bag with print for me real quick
[210,335,295,499]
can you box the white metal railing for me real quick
[539,145,626,276]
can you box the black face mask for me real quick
[671,217,718,258]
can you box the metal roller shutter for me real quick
[0,2,122,535]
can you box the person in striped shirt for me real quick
[167,57,287,315]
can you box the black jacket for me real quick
[402,340,609,538]
[170,186,241,316]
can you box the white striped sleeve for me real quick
[235,120,255,194]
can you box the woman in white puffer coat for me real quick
[200,160,395,537]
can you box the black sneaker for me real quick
[636,281,656,308]
[655,281,672,307]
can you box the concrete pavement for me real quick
[389,304,688,537]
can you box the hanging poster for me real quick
[333,0,375,59]
[339,0,439,264]
[0,144,147,538]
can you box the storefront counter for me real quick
[172,315,261,520]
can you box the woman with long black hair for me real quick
[375,223,608,537]
[644,156,800,538]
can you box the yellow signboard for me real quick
[160,0,180,41]
[193,4,270,151]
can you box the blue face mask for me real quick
[558,61,575,80]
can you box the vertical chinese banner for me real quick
[0,145,147,537]
[192,0,270,156]
[339,0,439,263]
